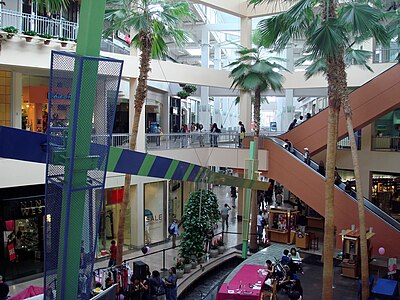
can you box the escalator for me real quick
[281,64,400,154]
[264,137,400,257]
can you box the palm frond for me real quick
[344,49,373,71]
[34,0,69,13]
[303,58,327,79]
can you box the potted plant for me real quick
[2,26,18,39]
[175,257,184,278]
[217,236,225,254]
[39,33,53,45]
[58,36,68,47]
[22,30,36,42]
[190,255,198,269]
[210,240,219,258]
[177,91,190,99]
[183,257,192,274]
[183,84,197,94]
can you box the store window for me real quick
[373,109,400,151]
[144,181,166,245]
[1,184,45,280]
[98,187,131,258]
[168,181,183,222]
[0,71,11,127]
[22,75,51,132]
[371,172,400,221]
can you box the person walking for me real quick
[238,121,246,148]
[168,219,179,248]
[211,123,220,147]
[108,240,117,267]
[164,267,177,300]
[288,119,297,131]
[220,203,231,231]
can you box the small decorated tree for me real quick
[179,189,220,262]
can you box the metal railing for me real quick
[372,136,400,151]
[373,48,400,64]
[100,39,130,55]
[0,9,78,40]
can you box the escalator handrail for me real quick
[266,137,400,233]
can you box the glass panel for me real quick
[0,70,11,127]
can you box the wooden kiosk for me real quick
[340,228,375,278]
[266,207,299,244]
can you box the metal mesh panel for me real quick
[45,51,123,300]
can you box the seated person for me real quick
[281,249,291,265]
[289,248,303,274]
[264,259,274,274]
[278,265,294,292]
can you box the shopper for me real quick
[108,240,117,267]
[318,160,326,176]
[168,219,179,248]
[211,123,220,147]
[220,203,231,231]
[284,139,294,154]
[238,121,246,148]
[303,148,310,165]
[164,267,177,300]
[288,119,297,131]
[257,211,264,241]
[0,275,9,300]
[148,270,166,300]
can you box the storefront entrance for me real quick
[371,172,400,221]
[0,185,45,280]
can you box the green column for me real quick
[242,142,256,258]
[56,0,106,299]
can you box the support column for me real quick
[131,182,144,247]
[277,89,294,132]
[199,29,211,127]
[214,44,221,70]
[11,72,22,129]
[239,17,252,131]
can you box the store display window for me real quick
[371,172,400,221]
[98,187,131,257]
[0,70,11,127]
[144,181,166,245]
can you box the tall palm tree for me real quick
[248,0,390,298]
[105,0,192,264]
[228,31,285,252]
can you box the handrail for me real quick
[267,137,400,233]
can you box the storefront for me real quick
[0,185,45,280]
[0,70,11,127]
[371,172,400,220]
[144,181,167,245]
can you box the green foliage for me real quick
[182,85,197,94]
[105,0,193,59]
[179,189,220,261]
[33,0,70,13]
[22,31,37,37]
[2,26,18,34]
[254,0,392,76]
[177,91,190,99]
[58,36,68,41]
[39,33,53,39]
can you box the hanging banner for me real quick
[8,243,16,262]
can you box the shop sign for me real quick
[47,91,72,100]
[144,209,162,222]
[20,199,45,217]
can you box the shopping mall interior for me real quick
[0,0,399,299]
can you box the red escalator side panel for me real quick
[281,64,400,155]
[264,140,400,257]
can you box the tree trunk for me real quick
[116,33,153,265]
[343,99,369,299]
[249,88,261,252]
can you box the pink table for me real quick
[216,264,269,300]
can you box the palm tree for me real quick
[228,31,285,252]
[248,0,390,298]
[104,0,191,264]
[34,0,70,12]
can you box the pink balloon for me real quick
[378,247,385,255]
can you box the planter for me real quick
[183,263,192,273]
[198,256,206,263]
[218,245,225,254]
[44,39,51,45]
[176,269,184,279]
[191,261,198,269]
[25,37,33,42]
[60,42,68,47]
[210,249,219,258]
[6,34,13,39]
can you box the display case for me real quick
[266,207,299,244]
[340,229,375,278]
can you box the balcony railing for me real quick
[0,9,78,40]
[373,48,400,64]
[372,136,400,151]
